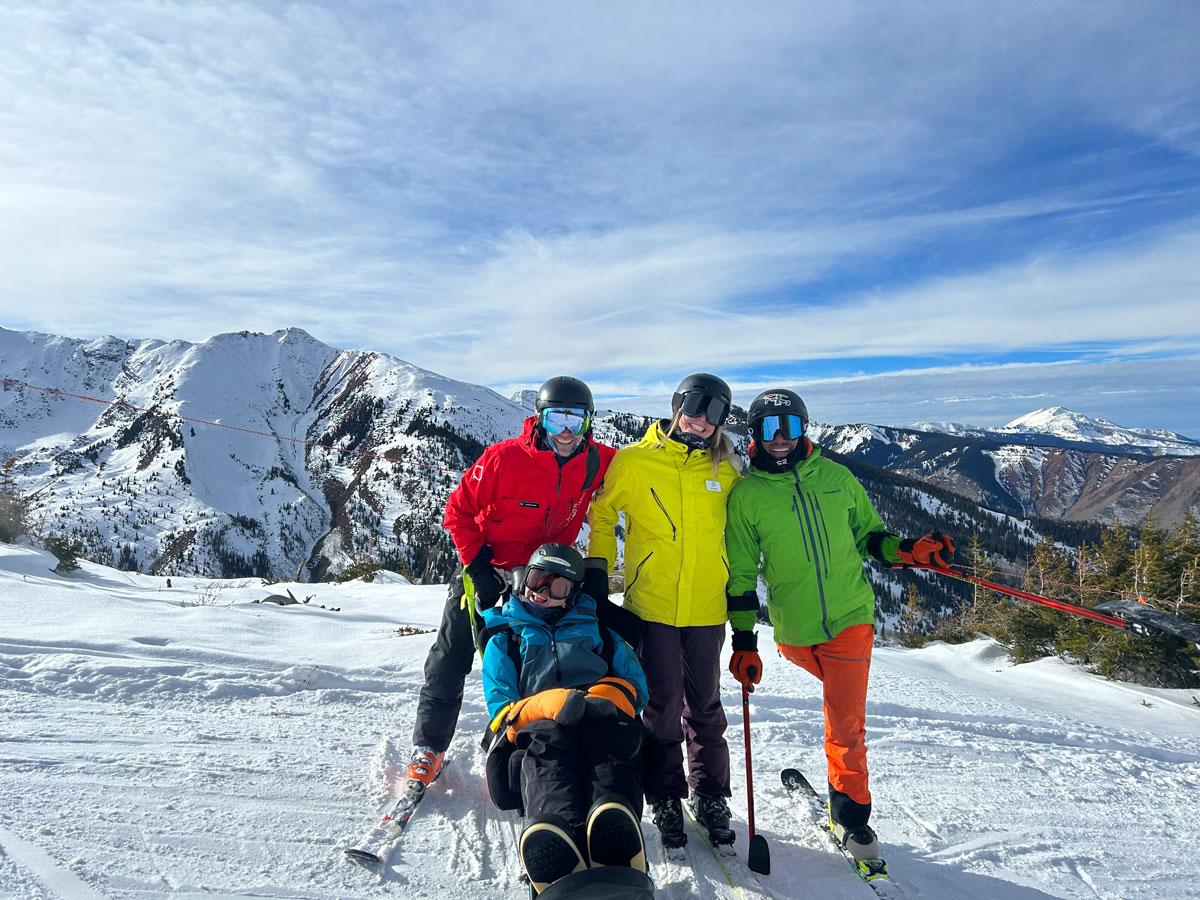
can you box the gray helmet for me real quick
[536,376,594,414]
[514,542,586,606]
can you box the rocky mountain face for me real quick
[813,418,1200,528]
[4,327,1195,623]
[1,326,521,583]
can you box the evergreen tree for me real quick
[898,582,928,648]
[46,535,84,573]
[0,458,30,543]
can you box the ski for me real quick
[781,768,895,895]
[344,779,429,865]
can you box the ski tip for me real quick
[780,768,802,784]
[344,848,383,865]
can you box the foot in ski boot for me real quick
[519,816,587,894]
[649,797,687,850]
[688,793,735,846]
[831,820,882,862]
[586,794,647,873]
[405,746,445,787]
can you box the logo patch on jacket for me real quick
[519,501,540,508]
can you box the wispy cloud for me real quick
[1,1,1198,428]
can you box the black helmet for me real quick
[748,389,808,439]
[536,376,594,414]
[514,542,586,608]
[748,389,810,471]
[671,372,731,428]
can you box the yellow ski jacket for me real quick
[587,420,742,627]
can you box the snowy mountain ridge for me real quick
[1,325,526,582]
[3,325,1196,587]
[914,406,1200,456]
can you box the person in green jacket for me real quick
[724,389,954,874]
[588,373,742,852]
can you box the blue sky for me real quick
[1,2,1198,433]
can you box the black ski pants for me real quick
[411,569,478,752]
[516,715,644,836]
[639,621,730,801]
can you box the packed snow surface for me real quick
[2,544,1198,899]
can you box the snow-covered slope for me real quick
[2,544,1197,899]
[1,326,525,582]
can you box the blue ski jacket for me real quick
[480,593,648,720]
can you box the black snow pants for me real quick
[411,568,480,752]
[515,715,644,838]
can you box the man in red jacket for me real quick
[408,376,618,786]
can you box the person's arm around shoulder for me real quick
[586,448,630,574]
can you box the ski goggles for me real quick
[540,406,591,435]
[755,414,805,441]
[525,567,578,601]
[677,391,729,427]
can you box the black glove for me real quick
[597,597,647,651]
[466,545,506,610]
[582,557,610,603]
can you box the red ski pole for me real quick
[909,564,1129,630]
[743,669,770,875]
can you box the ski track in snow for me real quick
[2,545,1199,899]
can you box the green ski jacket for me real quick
[725,443,899,648]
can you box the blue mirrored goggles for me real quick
[540,407,591,435]
[755,414,805,441]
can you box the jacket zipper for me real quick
[649,488,677,541]
[791,497,813,563]
[542,466,564,536]
[550,632,563,684]
[627,552,653,593]
[795,484,833,640]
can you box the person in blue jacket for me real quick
[480,543,649,895]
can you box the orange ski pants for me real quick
[777,623,874,806]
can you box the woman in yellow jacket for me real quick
[587,373,742,852]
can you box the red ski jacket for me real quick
[443,416,616,570]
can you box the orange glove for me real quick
[895,532,956,568]
[504,688,587,741]
[729,630,762,691]
[583,677,638,718]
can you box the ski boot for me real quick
[688,793,736,849]
[520,815,587,894]
[586,795,647,873]
[650,797,687,854]
[829,787,887,879]
[405,746,445,788]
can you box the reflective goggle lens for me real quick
[679,392,729,426]
[540,407,590,435]
[757,414,805,441]
[526,568,577,600]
